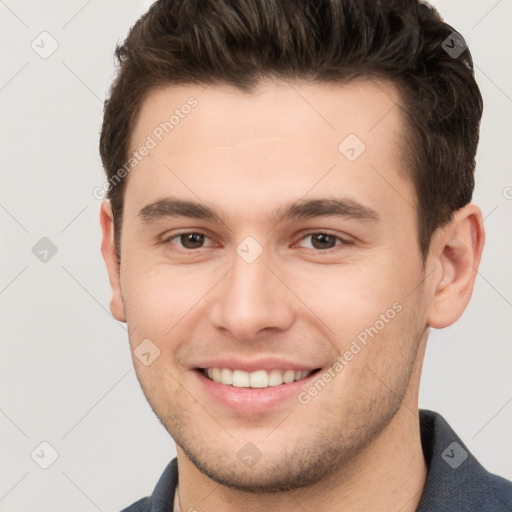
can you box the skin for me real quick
[100,79,485,512]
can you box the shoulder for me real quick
[120,497,151,512]
[417,409,512,511]
[484,473,512,511]
[119,458,178,512]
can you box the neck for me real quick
[173,402,427,512]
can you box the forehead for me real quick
[124,79,413,225]
[131,78,403,150]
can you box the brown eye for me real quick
[310,233,338,250]
[295,231,350,251]
[164,231,213,250]
[179,233,205,249]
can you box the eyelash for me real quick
[162,230,352,252]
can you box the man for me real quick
[98,0,512,510]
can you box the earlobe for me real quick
[427,204,485,329]
[99,200,127,323]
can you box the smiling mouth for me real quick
[197,367,322,388]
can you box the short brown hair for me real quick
[99,0,483,261]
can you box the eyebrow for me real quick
[138,196,380,225]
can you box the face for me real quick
[105,79,432,491]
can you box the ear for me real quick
[99,200,126,323]
[426,203,485,329]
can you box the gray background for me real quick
[1,0,511,510]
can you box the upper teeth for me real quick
[205,368,314,388]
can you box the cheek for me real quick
[285,254,423,362]
[120,261,219,343]
[284,259,397,332]
[324,296,422,403]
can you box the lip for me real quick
[192,356,320,373]
[193,367,322,415]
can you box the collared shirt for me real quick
[120,409,512,511]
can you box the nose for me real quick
[208,247,295,341]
